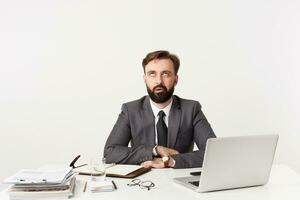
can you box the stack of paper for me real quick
[8,177,76,200]
[88,180,116,192]
[3,167,77,200]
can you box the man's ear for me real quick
[174,75,179,86]
[143,74,146,84]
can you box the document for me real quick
[3,167,73,184]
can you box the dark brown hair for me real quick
[142,50,180,74]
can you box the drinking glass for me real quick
[90,157,107,181]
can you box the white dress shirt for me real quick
[149,98,176,167]
[149,98,173,145]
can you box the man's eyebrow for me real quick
[146,70,172,74]
[147,70,156,73]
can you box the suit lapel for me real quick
[168,96,181,148]
[141,96,156,146]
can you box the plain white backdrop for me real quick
[1,0,299,189]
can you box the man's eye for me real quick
[148,72,156,77]
[162,72,170,76]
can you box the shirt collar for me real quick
[149,97,173,118]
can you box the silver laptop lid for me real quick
[198,134,278,192]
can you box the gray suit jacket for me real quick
[104,95,216,168]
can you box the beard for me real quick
[146,84,175,103]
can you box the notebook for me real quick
[75,164,150,178]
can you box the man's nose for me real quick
[155,75,163,84]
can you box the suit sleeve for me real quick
[104,104,153,165]
[171,102,216,168]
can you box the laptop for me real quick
[173,134,279,192]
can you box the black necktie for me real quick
[157,111,168,147]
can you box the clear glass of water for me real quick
[90,157,107,181]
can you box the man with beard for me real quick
[104,50,216,168]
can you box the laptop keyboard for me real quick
[189,181,200,187]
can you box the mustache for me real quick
[153,84,167,91]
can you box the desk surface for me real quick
[1,164,300,200]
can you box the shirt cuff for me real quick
[169,157,176,167]
[152,145,158,156]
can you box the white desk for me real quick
[1,164,300,200]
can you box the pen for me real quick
[75,163,87,169]
[112,180,117,190]
[83,181,87,192]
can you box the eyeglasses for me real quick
[127,179,155,191]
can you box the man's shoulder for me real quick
[123,96,148,109]
[173,95,201,107]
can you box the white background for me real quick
[0,0,299,189]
